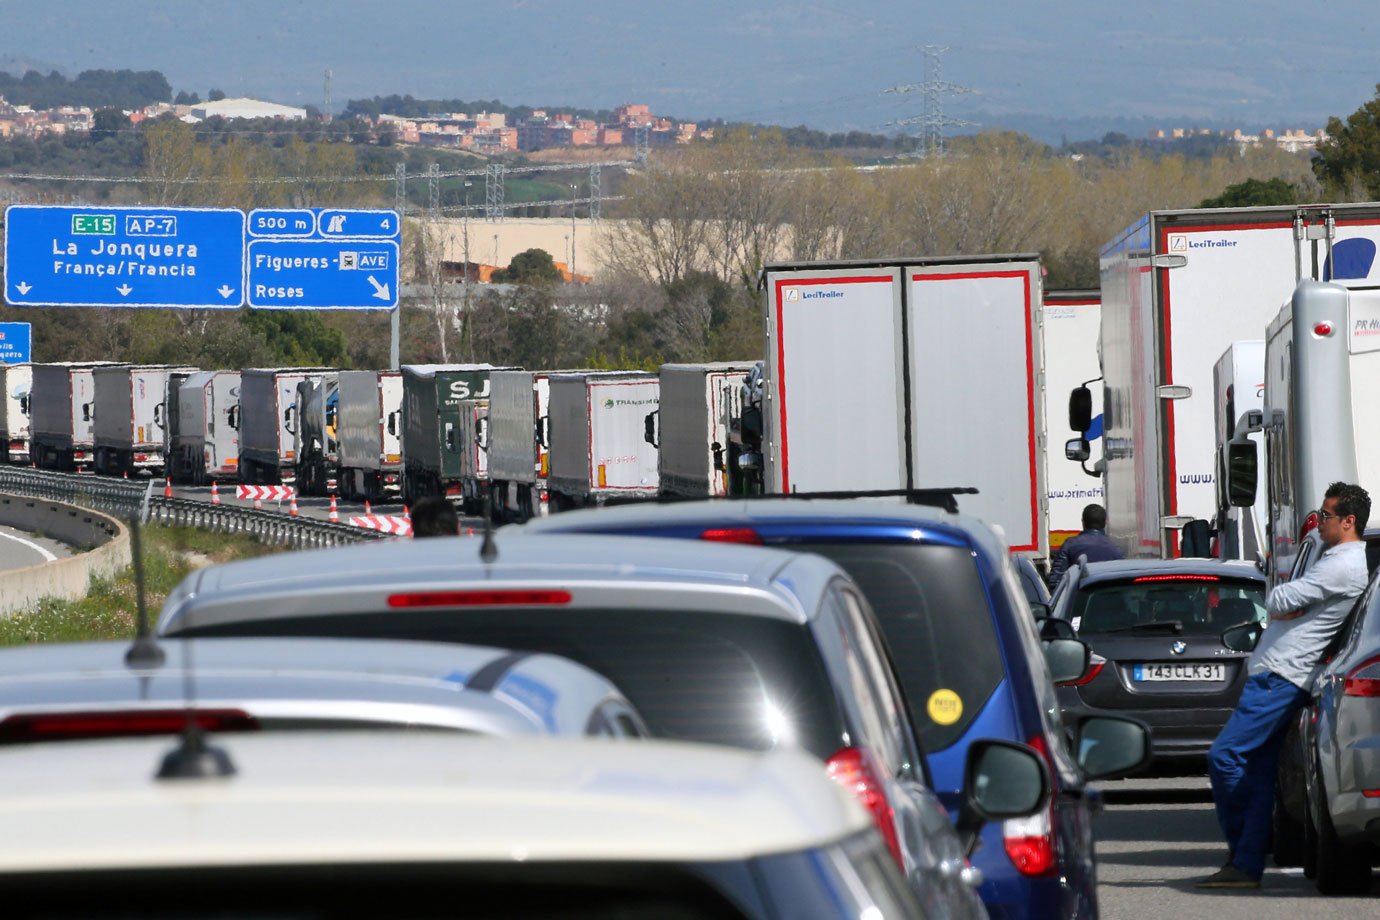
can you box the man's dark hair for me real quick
[410,495,460,538]
[1325,481,1371,532]
[1082,503,1108,531]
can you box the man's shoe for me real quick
[1195,865,1260,889]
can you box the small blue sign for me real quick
[4,205,245,308]
[245,208,400,311]
[0,323,31,363]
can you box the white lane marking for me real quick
[0,528,58,563]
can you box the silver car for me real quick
[0,637,647,741]
[156,532,1058,920]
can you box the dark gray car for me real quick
[1049,558,1266,763]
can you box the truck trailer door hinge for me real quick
[1156,385,1191,400]
[1151,254,1187,269]
[1161,515,1196,530]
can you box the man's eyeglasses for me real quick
[1318,508,1351,523]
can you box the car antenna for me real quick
[156,636,236,780]
[479,490,498,565]
[123,514,165,669]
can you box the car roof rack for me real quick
[655,487,978,515]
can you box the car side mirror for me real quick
[1043,637,1091,685]
[956,739,1051,857]
[1037,616,1076,641]
[1065,437,1091,463]
[1069,385,1093,433]
[1070,714,1151,780]
[1221,622,1263,653]
[1227,439,1258,507]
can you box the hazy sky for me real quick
[2,0,1376,133]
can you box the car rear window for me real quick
[188,609,845,761]
[7,863,756,919]
[1071,579,1266,636]
[804,543,1005,752]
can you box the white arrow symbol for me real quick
[116,284,133,296]
[367,276,391,301]
[218,284,235,299]
[14,282,31,295]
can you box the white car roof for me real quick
[0,637,639,737]
[157,533,841,636]
[0,733,869,871]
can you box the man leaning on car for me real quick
[1198,481,1371,890]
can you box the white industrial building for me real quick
[188,98,307,121]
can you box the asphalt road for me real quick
[0,524,70,571]
[1095,774,1380,916]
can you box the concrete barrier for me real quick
[0,494,130,616]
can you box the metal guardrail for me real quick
[0,468,384,549]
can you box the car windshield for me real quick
[1071,578,1266,636]
[803,542,1005,752]
[184,608,845,761]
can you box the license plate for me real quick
[1133,663,1226,682]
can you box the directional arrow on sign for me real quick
[14,282,31,295]
[117,284,132,296]
[218,285,235,299]
[367,276,391,301]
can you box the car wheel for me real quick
[1314,788,1372,895]
[1272,798,1305,867]
[1302,789,1319,879]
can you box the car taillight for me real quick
[0,709,258,742]
[1132,574,1221,583]
[827,747,903,867]
[1003,810,1058,875]
[1343,655,1380,696]
[388,590,572,608]
[1057,653,1105,687]
[1002,733,1059,876]
[1299,511,1319,544]
[699,528,764,545]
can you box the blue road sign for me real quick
[246,208,400,311]
[0,323,31,363]
[247,209,316,238]
[4,205,245,308]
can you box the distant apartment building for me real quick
[1148,125,1328,154]
[0,97,94,138]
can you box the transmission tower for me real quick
[394,163,407,216]
[883,45,977,157]
[485,163,506,220]
[588,164,601,220]
[323,69,333,120]
[428,163,440,214]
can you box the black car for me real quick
[1048,557,1266,764]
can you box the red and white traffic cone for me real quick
[163,477,173,499]
[122,470,128,479]
[403,504,411,520]
[289,494,299,517]
[210,481,221,505]
[364,499,372,516]
[328,494,339,523]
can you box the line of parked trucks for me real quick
[2,203,1373,579]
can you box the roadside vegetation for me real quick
[0,526,284,647]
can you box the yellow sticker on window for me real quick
[927,689,963,726]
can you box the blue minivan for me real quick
[526,498,1145,920]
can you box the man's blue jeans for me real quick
[1207,670,1310,879]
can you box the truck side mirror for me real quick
[1227,439,1258,507]
[1065,438,1091,462]
[82,403,92,422]
[1180,519,1212,558]
[644,410,660,448]
[1069,386,1092,433]
[387,412,397,436]
[536,416,550,449]
[227,406,239,430]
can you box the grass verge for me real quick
[0,525,286,647]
